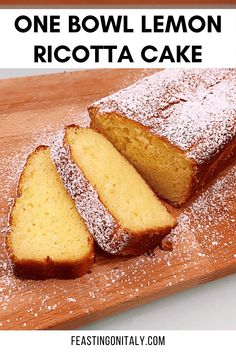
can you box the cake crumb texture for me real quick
[6,146,94,279]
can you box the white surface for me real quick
[81,274,236,330]
[0,69,235,330]
[0,69,79,78]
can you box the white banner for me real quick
[0,8,236,68]
[0,330,236,353]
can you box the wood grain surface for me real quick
[0,69,235,330]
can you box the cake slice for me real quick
[6,146,94,279]
[51,126,176,256]
[89,69,236,206]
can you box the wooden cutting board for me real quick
[0,69,235,330]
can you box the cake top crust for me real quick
[91,69,236,164]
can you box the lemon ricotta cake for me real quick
[89,69,236,205]
[7,146,94,279]
[51,126,176,256]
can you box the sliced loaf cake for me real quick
[51,126,176,256]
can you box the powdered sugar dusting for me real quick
[93,69,236,164]
[51,130,131,254]
[0,161,235,329]
[164,163,236,266]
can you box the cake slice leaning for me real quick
[51,125,176,256]
[6,146,94,279]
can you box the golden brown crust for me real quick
[51,125,176,256]
[112,224,175,256]
[6,245,94,280]
[192,137,236,198]
[6,145,95,279]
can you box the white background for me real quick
[0,9,236,68]
[0,330,236,354]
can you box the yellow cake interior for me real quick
[66,126,175,232]
[90,113,194,205]
[9,148,92,262]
